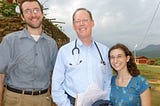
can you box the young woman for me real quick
[108,43,151,106]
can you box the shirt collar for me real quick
[76,38,95,47]
[19,28,48,40]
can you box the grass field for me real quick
[137,64,160,106]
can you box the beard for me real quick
[21,13,44,29]
[26,19,42,29]
[22,15,43,29]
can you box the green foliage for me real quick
[153,58,160,65]
[0,2,18,17]
[137,64,160,106]
[137,64,160,79]
[54,24,64,31]
[147,58,160,66]
[150,83,160,106]
[0,1,64,33]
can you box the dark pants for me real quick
[92,99,113,106]
[65,92,113,106]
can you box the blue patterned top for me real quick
[110,75,150,106]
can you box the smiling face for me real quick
[73,10,94,40]
[109,48,130,72]
[21,1,44,29]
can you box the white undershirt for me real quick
[31,34,40,41]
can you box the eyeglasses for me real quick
[23,8,41,15]
[74,19,90,24]
[109,54,125,60]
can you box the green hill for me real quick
[137,44,160,58]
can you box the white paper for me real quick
[76,84,108,106]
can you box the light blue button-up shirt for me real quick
[0,28,58,90]
[52,38,112,106]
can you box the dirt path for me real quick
[149,80,160,91]
[149,80,160,84]
[147,65,160,68]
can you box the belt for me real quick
[7,85,48,95]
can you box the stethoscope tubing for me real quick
[72,39,106,65]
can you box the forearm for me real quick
[51,73,71,106]
[51,80,71,106]
[0,74,5,106]
[141,88,151,106]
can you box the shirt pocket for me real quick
[96,63,106,74]
[66,60,83,75]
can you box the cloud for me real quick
[39,0,160,50]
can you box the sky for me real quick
[39,0,160,50]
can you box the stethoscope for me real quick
[71,39,106,65]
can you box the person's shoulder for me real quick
[133,75,149,84]
[56,41,73,55]
[59,40,74,49]
[94,41,110,51]
[95,41,109,47]
[3,30,23,40]
[42,33,55,40]
[42,33,57,44]
[133,75,150,93]
[134,75,147,80]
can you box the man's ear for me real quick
[21,14,25,21]
[91,20,95,27]
[73,23,76,30]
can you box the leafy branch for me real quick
[0,1,18,17]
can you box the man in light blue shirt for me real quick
[51,8,112,106]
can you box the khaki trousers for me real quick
[3,88,52,106]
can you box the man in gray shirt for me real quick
[0,0,58,106]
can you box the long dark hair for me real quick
[108,43,140,77]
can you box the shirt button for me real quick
[35,53,38,56]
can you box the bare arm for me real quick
[141,88,151,106]
[0,74,5,106]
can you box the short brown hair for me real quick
[19,0,43,15]
[72,8,93,23]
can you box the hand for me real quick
[75,95,78,106]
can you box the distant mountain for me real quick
[136,44,160,58]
